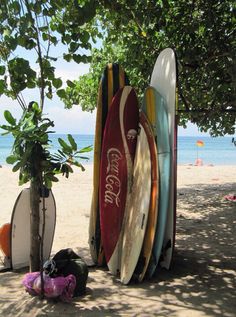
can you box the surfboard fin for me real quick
[134,255,146,276]
[159,239,172,263]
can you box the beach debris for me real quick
[224,194,236,202]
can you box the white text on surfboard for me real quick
[105,148,122,207]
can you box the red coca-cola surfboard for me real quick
[99,86,139,275]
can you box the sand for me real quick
[0,164,235,317]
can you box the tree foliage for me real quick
[0,0,98,109]
[1,104,92,189]
[62,0,236,136]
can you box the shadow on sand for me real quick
[0,182,235,316]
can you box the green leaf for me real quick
[12,161,21,172]
[67,164,73,173]
[73,161,85,171]
[46,91,53,99]
[67,134,77,151]
[31,102,41,114]
[76,155,89,160]
[42,33,48,41]
[1,131,10,136]
[4,110,16,125]
[66,80,76,88]
[80,31,90,44]
[52,78,63,89]
[19,172,29,185]
[51,176,59,182]
[63,164,72,178]
[0,66,5,75]
[22,123,36,133]
[10,1,21,14]
[34,1,42,14]
[44,177,52,189]
[57,89,66,98]
[0,79,6,94]
[69,42,80,53]
[58,149,66,158]
[45,173,59,182]
[27,80,36,88]
[72,54,83,64]
[63,53,72,62]
[77,145,93,153]
[58,138,72,153]
[47,56,58,62]
[24,39,36,50]
[6,155,18,164]
[0,125,12,132]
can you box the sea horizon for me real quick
[0,134,235,166]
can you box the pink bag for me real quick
[22,272,76,302]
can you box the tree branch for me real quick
[24,0,45,110]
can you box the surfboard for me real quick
[120,112,156,285]
[10,188,56,270]
[142,86,171,278]
[100,86,139,275]
[150,48,177,270]
[132,111,159,283]
[0,223,11,258]
[89,63,129,265]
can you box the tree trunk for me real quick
[30,179,41,272]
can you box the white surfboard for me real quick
[150,48,177,270]
[120,119,152,284]
[10,188,56,270]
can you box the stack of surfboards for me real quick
[89,48,177,284]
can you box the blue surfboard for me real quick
[142,86,171,277]
[150,48,177,270]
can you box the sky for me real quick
[0,95,210,137]
[0,44,210,137]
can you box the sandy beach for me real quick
[0,164,235,317]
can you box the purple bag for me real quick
[22,272,76,302]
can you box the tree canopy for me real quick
[0,0,235,136]
[62,0,236,136]
[0,0,98,109]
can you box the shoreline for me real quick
[1,162,236,167]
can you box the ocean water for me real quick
[0,134,235,166]
[177,136,236,165]
[0,134,94,166]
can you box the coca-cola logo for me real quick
[104,148,122,207]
